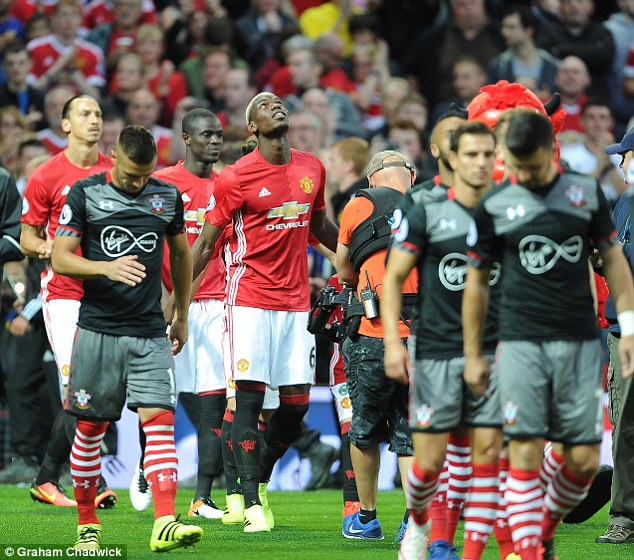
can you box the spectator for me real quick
[81,0,157,30]
[10,0,56,24]
[14,136,48,195]
[375,0,441,62]
[394,94,429,140]
[36,86,74,155]
[555,55,591,140]
[163,5,209,68]
[100,53,144,119]
[0,106,29,174]
[327,136,370,222]
[288,108,323,155]
[98,113,125,156]
[431,55,487,125]
[560,98,625,204]
[380,77,411,129]
[349,42,391,136]
[488,4,560,101]
[219,67,257,129]
[535,0,614,98]
[285,47,364,140]
[24,13,51,44]
[299,0,361,56]
[86,0,144,73]
[388,120,436,183]
[0,40,46,131]
[314,33,355,94]
[126,88,175,169]
[198,48,232,113]
[263,32,312,97]
[404,0,503,108]
[135,24,188,126]
[27,0,105,98]
[178,17,243,99]
[0,0,25,84]
[235,0,297,72]
[603,0,634,136]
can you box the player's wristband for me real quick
[617,310,634,337]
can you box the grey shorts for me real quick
[342,335,412,455]
[410,354,501,433]
[65,328,177,421]
[496,339,604,444]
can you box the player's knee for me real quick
[472,429,503,465]
[565,447,600,480]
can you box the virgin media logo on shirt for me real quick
[518,234,583,275]
[101,225,158,257]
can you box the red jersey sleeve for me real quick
[205,167,244,228]
[22,168,50,226]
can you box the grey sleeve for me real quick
[0,170,25,265]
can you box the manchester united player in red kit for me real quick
[154,108,228,519]
[190,92,338,532]
[20,95,116,508]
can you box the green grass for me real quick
[0,487,632,559]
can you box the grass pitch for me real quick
[0,486,632,559]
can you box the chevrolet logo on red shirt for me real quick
[267,201,310,219]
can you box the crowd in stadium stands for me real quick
[2,0,634,553]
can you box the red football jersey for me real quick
[27,35,105,88]
[154,162,224,300]
[205,147,326,311]
[21,150,112,301]
[153,125,173,170]
[82,0,157,29]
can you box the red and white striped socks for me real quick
[429,461,449,543]
[446,434,472,543]
[142,410,178,519]
[71,420,107,525]
[407,461,440,526]
[506,468,542,560]
[542,465,593,541]
[462,463,499,559]
[494,456,515,559]
[539,441,564,493]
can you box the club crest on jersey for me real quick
[267,201,310,219]
[414,404,434,428]
[565,185,586,207]
[75,389,91,410]
[148,194,165,214]
[237,359,250,372]
[503,401,519,425]
[299,176,314,194]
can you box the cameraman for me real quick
[335,150,417,539]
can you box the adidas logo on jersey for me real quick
[259,187,272,198]
[182,192,191,202]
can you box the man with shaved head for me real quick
[336,149,417,540]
